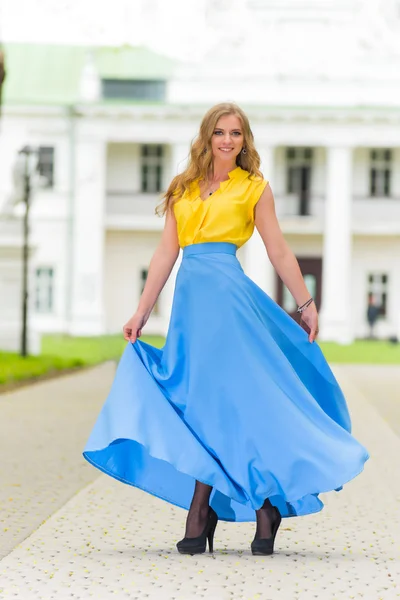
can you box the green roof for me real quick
[2,43,176,106]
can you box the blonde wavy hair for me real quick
[156,102,263,216]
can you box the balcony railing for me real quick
[106,192,161,217]
[105,191,400,233]
[275,195,325,219]
[352,197,400,224]
[0,217,23,245]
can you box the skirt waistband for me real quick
[182,242,237,257]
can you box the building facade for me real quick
[1,3,400,350]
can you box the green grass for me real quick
[0,352,85,386]
[0,334,164,389]
[318,340,400,364]
[1,335,398,390]
[41,334,165,365]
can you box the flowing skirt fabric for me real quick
[83,242,369,521]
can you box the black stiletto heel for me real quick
[177,507,218,555]
[206,513,218,553]
[251,505,281,556]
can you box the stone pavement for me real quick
[0,363,117,559]
[337,365,400,439]
[1,364,400,600]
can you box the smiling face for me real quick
[210,113,244,165]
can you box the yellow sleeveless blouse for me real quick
[173,166,268,249]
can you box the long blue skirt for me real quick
[83,242,369,521]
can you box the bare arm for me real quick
[123,206,180,342]
[254,183,319,342]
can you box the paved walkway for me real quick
[1,363,400,599]
[0,363,116,559]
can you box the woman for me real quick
[83,102,369,556]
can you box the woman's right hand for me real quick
[123,312,148,343]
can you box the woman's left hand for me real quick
[299,302,319,343]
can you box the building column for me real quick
[170,142,190,179]
[143,143,187,336]
[153,142,188,334]
[245,147,276,298]
[246,230,276,298]
[157,254,182,337]
[396,308,400,343]
[68,138,106,335]
[319,146,353,343]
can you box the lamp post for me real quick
[14,146,39,357]
[0,47,5,117]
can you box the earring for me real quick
[242,147,247,154]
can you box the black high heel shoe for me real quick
[176,507,218,555]
[251,505,281,556]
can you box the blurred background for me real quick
[1,0,400,389]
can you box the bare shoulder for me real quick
[257,180,273,198]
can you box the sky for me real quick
[1,0,400,70]
[0,0,209,60]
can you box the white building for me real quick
[1,1,400,350]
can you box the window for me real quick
[367,273,388,318]
[140,268,159,315]
[140,144,164,193]
[35,267,54,313]
[370,149,391,197]
[102,79,166,101]
[286,147,313,194]
[286,147,313,216]
[38,147,54,188]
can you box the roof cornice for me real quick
[3,102,400,125]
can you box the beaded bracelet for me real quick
[296,298,314,313]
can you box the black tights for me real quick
[184,481,212,538]
[184,481,274,539]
